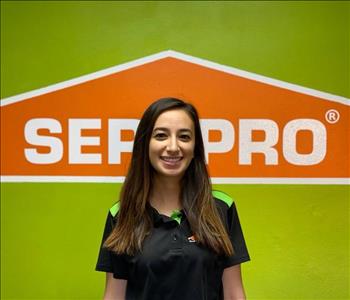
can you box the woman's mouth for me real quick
[160,156,183,165]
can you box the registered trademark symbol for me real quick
[325,109,340,124]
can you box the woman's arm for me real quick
[222,264,246,300]
[103,272,127,300]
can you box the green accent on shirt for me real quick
[109,190,233,217]
[170,209,182,225]
[212,190,234,207]
[109,202,120,217]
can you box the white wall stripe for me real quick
[168,51,350,105]
[1,50,349,107]
[1,176,349,185]
[0,51,170,106]
[210,177,350,185]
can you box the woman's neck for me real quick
[149,176,182,216]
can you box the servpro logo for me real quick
[1,51,349,184]
[23,117,327,166]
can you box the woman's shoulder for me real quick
[109,202,120,218]
[104,202,120,226]
[212,190,235,213]
[108,191,234,217]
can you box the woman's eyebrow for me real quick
[153,127,193,133]
[153,127,169,132]
[178,129,193,134]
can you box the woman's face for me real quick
[149,109,195,180]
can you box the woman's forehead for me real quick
[153,110,194,130]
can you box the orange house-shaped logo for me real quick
[1,51,349,184]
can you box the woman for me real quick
[96,98,250,300]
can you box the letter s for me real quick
[24,118,63,164]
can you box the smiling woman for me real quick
[149,109,195,180]
[95,98,250,300]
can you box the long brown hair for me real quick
[104,98,233,256]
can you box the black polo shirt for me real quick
[96,191,250,300]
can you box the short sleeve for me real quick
[95,212,129,279]
[222,202,250,268]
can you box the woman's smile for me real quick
[160,156,183,167]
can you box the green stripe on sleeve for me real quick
[212,190,234,207]
[109,202,120,217]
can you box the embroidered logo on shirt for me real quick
[187,235,197,243]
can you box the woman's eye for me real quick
[179,135,191,141]
[154,133,167,139]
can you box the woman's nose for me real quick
[166,136,179,152]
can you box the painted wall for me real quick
[1,1,349,299]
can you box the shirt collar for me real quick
[147,204,184,226]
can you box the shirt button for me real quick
[173,234,177,241]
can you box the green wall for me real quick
[1,1,349,299]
